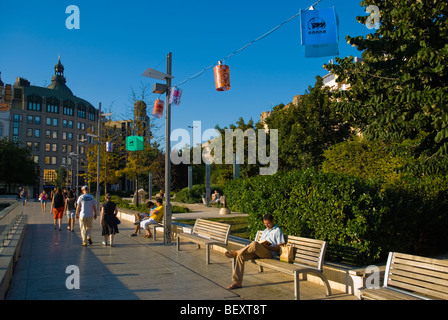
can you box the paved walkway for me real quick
[5,202,357,302]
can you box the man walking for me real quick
[76,186,97,246]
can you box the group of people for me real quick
[39,186,120,247]
[34,185,283,290]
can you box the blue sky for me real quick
[0,0,370,146]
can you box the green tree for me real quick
[264,77,351,171]
[325,0,448,157]
[0,138,39,189]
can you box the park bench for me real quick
[233,231,332,300]
[360,252,448,300]
[177,218,231,265]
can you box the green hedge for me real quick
[223,169,448,266]
[175,184,224,204]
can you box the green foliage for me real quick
[0,138,39,187]
[321,138,405,185]
[325,0,448,156]
[175,184,224,204]
[224,169,448,266]
[264,77,351,171]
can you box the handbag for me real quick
[280,244,294,263]
[116,217,121,225]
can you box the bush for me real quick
[224,168,448,266]
[175,184,224,203]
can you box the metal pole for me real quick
[96,103,101,208]
[164,52,173,245]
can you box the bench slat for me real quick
[388,276,448,300]
[390,267,448,288]
[392,256,448,275]
[360,287,421,300]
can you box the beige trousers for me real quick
[79,217,94,244]
[232,241,273,284]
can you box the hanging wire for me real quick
[173,0,323,88]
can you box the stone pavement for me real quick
[4,202,357,302]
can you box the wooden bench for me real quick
[177,218,232,265]
[360,252,448,300]
[233,231,331,300]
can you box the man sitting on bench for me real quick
[225,213,285,290]
[131,198,163,238]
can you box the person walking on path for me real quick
[76,186,97,246]
[100,194,119,247]
[51,188,65,231]
[39,190,48,212]
[64,190,77,232]
[20,188,28,206]
[225,214,285,290]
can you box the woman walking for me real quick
[40,190,48,212]
[51,188,65,231]
[100,194,119,247]
[64,190,76,232]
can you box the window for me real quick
[46,144,51,152]
[68,133,73,141]
[62,132,67,140]
[46,97,60,114]
[77,104,86,119]
[63,120,68,128]
[27,142,32,150]
[35,129,40,138]
[47,117,52,126]
[51,157,57,165]
[27,116,33,124]
[27,95,42,111]
[45,156,50,165]
[33,142,40,151]
[33,156,39,164]
[27,128,33,137]
[68,120,73,128]
[52,131,58,139]
[53,118,58,127]
[46,130,51,139]
[63,101,75,116]
[35,116,41,125]
[52,144,57,152]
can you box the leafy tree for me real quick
[324,0,448,157]
[0,138,39,189]
[264,77,351,171]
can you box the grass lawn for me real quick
[174,216,250,240]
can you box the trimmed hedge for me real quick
[175,184,224,204]
[223,168,448,266]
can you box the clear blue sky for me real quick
[0,0,370,146]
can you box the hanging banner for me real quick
[106,141,113,153]
[169,87,183,106]
[126,136,144,152]
[300,7,339,57]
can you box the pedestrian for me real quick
[20,188,28,206]
[100,194,119,247]
[76,186,97,247]
[225,214,285,290]
[64,190,77,232]
[39,190,48,212]
[51,188,65,231]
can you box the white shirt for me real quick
[77,193,96,219]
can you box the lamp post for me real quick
[143,52,174,245]
[88,104,112,209]
[187,125,197,190]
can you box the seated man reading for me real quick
[225,213,285,290]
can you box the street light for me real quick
[143,52,173,245]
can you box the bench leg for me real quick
[206,244,210,265]
[294,270,300,300]
[177,235,180,251]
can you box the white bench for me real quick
[360,252,448,300]
[234,231,332,300]
[177,218,231,265]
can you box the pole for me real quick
[164,52,173,245]
[96,103,101,209]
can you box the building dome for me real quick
[47,57,74,96]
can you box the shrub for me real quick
[224,168,448,266]
[175,184,224,203]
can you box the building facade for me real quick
[8,58,99,195]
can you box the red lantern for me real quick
[153,99,164,118]
[214,62,231,92]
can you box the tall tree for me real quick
[325,0,448,157]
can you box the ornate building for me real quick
[9,58,99,195]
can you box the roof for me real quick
[23,85,94,107]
